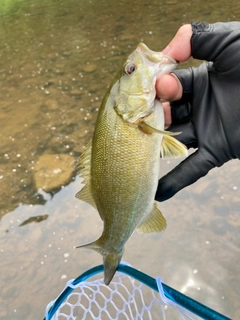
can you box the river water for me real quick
[0,0,240,319]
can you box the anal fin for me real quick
[137,202,166,234]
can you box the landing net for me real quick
[44,263,230,320]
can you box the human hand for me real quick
[155,21,240,202]
[156,24,192,126]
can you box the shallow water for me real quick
[0,0,240,319]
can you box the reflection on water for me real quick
[0,0,240,319]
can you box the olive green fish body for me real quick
[92,88,164,248]
[76,43,187,285]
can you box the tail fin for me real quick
[76,239,123,285]
[103,253,122,285]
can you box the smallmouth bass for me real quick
[76,43,187,285]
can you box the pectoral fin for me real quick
[139,121,180,136]
[161,135,188,158]
[137,202,166,234]
[138,121,187,158]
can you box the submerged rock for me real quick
[34,153,76,193]
[83,63,97,73]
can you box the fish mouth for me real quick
[161,55,177,65]
[136,42,178,66]
[137,43,163,63]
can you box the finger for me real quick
[162,24,192,62]
[162,104,197,146]
[155,150,217,201]
[162,102,171,127]
[156,73,183,101]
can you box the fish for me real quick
[76,43,187,285]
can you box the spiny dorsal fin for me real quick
[77,140,92,174]
[136,202,166,234]
[75,140,96,209]
[160,135,188,158]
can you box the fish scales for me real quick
[76,43,187,285]
[92,98,162,240]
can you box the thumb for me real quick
[163,24,192,62]
[155,150,217,201]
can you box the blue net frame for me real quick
[44,263,231,320]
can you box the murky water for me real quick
[0,0,240,319]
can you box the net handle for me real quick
[44,263,231,320]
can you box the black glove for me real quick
[155,21,240,202]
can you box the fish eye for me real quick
[124,63,136,75]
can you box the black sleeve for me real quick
[155,21,240,201]
[170,21,240,159]
[191,21,240,76]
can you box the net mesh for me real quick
[50,271,197,320]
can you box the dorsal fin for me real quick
[75,140,96,209]
[136,202,166,234]
[76,185,96,209]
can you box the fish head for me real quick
[114,42,177,123]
